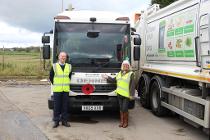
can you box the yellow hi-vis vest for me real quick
[116,71,133,98]
[53,63,71,92]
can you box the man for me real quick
[49,52,72,128]
[102,60,135,128]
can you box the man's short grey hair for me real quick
[59,52,67,57]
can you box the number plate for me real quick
[82,105,103,111]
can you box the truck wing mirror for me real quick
[134,37,141,45]
[49,30,53,34]
[87,30,100,38]
[43,45,50,59]
[116,44,123,62]
[42,36,50,44]
[134,46,140,61]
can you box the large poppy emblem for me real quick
[81,84,95,95]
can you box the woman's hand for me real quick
[102,74,109,79]
[129,96,134,100]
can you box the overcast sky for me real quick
[0,0,150,48]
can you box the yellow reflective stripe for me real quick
[54,80,70,84]
[53,84,70,86]
[54,77,70,81]
[53,83,70,85]
[143,68,210,83]
[117,79,129,85]
[54,75,69,78]
[117,83,128,89]
[118,78,130,83]
[117,86,129,92]
[53,63,57,75]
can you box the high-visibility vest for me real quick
[53,63,71,92]
[116,71,133,98]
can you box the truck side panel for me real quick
[145,4,199,63]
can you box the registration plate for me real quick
[82,105,103,111]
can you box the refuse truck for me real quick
[133,0,210,133]
[42,10,140,112]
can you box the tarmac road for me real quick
[0,84,209,140]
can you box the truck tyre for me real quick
[138,74,150,108]
[150,76,167,116]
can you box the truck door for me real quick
[131,36,139,70]
[199,0,210,69]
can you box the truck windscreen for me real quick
[54,23,131,68]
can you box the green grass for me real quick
[0,51,51,78]
[0,51,39,56]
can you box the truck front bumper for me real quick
[48,95,135,111]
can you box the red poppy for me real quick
[81,84,95,95]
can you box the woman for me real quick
[102,60,135,128]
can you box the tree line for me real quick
[151,0,177,8]
[0,46,41,53]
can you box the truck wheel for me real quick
[150,76,167,116]
[138,74,150,108]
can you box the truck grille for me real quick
[70,84,116,93]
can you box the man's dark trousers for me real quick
[53,92,69,122]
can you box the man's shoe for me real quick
[53,121,59,128]
[62,121,71,127]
